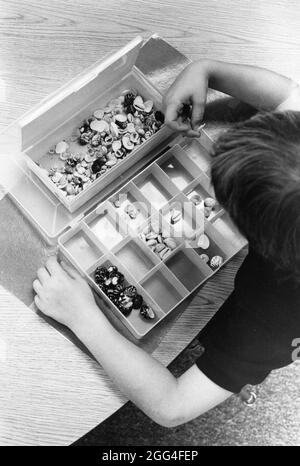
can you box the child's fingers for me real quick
[45,255,62,275]
[191,100,205,129]
[34,295,43,311]
[60,260,82,280]
[165,102,190,132]
[33,279,42,294]
[37,267,50,284]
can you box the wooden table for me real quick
[0,0,299,446]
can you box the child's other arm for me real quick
[163,59,298,135]
[33,257,231,427]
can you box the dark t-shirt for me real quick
[195,248,300,393]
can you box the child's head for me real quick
[211,111,300,280]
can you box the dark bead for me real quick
[140,304,156,320]
[124,92,136,107]
[132,294,143,309]
[124,285,137,298]
[118,301,133,317]
[91,158,105,173]
[108,265,118,274]
[154,110,165,124]
[94,266,109,284]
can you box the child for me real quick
[33,60,300,427]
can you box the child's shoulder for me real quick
[275,83,300,111]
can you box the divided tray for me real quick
[58,140,247,339]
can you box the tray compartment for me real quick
[160,192,204,241]
[183,138,212,174]
[112,236,159,282]
[87,254,165,338]
[184,174,223,221]
[133,164,180,210]
[23,38,173,213]
[137,213,183,262]
[165,246,212,291]
[140,263,188,312]
[59,224,106,271]
[109,181,152,231]
[190,221,234,270]
[157,145,202,190]
[84,201,128,250]
[212,212,248,252]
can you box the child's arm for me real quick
[163,59,299,135]
[34,257,231,427]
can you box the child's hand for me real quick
[163,61,209,137]
[33,256,100,331]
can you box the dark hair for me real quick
[211,111,300,281]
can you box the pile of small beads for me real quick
[139,224,177,260]
[94,264,155,320]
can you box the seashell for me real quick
[126,123,136,133]
[199,253,209,263]
[110,122,119,138]
[66,184,75,195]
[113,199,121,208]
[106,159,117,167]
[115,149,124,159]
[139,233,146,242]
[154,243,166,254]
[58,175,67,189]
[55,141,69,154]
[93,109,104,119]
[164,237,177,250]
[146,238,157,247]
[130,132,140,144]
[145,231,157,240]
[204,197,217,209]
[159,247,171,260]
[133,96,145,111]
[197,234,210,250]
[85,152,96,163]
[103,135,113,146]
[112,140,122,152]
[157,234,163,243]
[122,135,134,151]
[144,100,153,113]
[101,145,108,155]
[76,166,86,175]
[59,152,70,161]
[114,114,128,129]
[52,172,63,183]
[190,194,202,206]
[140,304,156,320]
[137,127,145,135]
[170,209,182,224]
[127,113,134,122]
[90,120,109,133]
[204,206,212,218]
[210,255,224,269]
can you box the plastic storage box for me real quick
[58,140,247,339]
[18,36,173,213]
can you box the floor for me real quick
[0,0,300,446]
